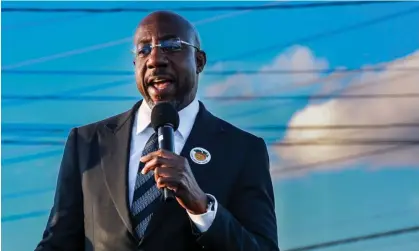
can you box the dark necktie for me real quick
[131,132,161,238]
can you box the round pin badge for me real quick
[190,147,211,164]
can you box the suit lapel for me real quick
[142,101,224,240]
[98,101,142,241]
[179,102,224,189]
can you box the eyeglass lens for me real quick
[137,39,182,56]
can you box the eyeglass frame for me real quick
[132,37,202,59]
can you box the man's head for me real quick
[133,11,206,111]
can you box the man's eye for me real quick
[162,40,182,51]
[138,45,151,55]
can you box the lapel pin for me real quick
[190,147,211,165]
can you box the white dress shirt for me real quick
[128,98,218,232]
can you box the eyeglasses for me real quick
[133,38,201,58]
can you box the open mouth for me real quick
[146,77,176,100]
[152,79,172,90]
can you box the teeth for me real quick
[153,79,169,83]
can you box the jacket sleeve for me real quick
[196,137,280,251]
[35,128,85,251]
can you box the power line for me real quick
[1,197,418,251]
[3,62,417,105]
[250,123,419,131]
[2,14,86,31]
[2,63,402,109]
[212,6,419,63]
[2,128,417,205]
[269,118,417,176]
[0,5,259,70]
[212,63,418,122]
[2,2,139,31]
[2,139,65,146]
[2,67,418,76]
[271,139,419,146]
[1,5,273,108]
[2,186,416,251]
[207,93,419,100]
[273,144,417,175]
[0,68,362,165]
[2,73,415,166]
[2,77,133,108]
[1,149,64,166]
[1,210,50,223]
[3,6,417,71]
[3,93,419,102]
[2,187,57,200]
[2,71,415,170]
[1,1,398,13]
[283,225,419,251]
[3,122,419,133]
[3,138,419,146]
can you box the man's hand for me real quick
[140,149,208,215]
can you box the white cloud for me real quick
[202,45,419,178]
[274,50,419,177]
[204,45,330,97]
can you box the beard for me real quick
[142,80,196,112]
[145,96,182,111]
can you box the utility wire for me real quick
[5,13,414,173]
[2,14,87,31]
[272,144,417,175]
[3,122,419,133]
[271,139,419,146]
[1,210,51,223]
[2,67,418,76]
[3,138,419,146]
[3,73,416,164]
[1,149,64,166]
[1,1,398,13]
[2,140,65,146]
[0,4,260,70]
[207,93,419,101]
[2,77,133,108]
[1,63,398,108]
[3,66,417,103]
[283,225,419,251]
[0,69,360,164]
[3,6,416,70]
[250,123,419,131]
[1,198,418,251]
[2,2,139,31]
[215,61,418,122]
[212,6,419,63]
[3,93,419,101]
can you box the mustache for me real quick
[145,73,176,85]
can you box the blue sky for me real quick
[2,1,419,251]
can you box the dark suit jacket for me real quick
[35,100,279,251]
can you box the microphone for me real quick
[150,102,180,202]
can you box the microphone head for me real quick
[150,102,180,131]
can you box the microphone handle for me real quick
[157,125,176,202]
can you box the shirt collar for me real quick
[136,99,199,139]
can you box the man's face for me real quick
[133,12,206,110]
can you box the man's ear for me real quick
[196,50,207,74]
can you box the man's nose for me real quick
[146,47,169,69]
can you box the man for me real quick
[36,11,279,251]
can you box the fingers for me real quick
[156,176,179,192]
[152,166,180,192]
[140,149,174,163]
[139,150,186,194]
[154,166,177,179]
[141,155,171,174]
[153,167,179,192]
